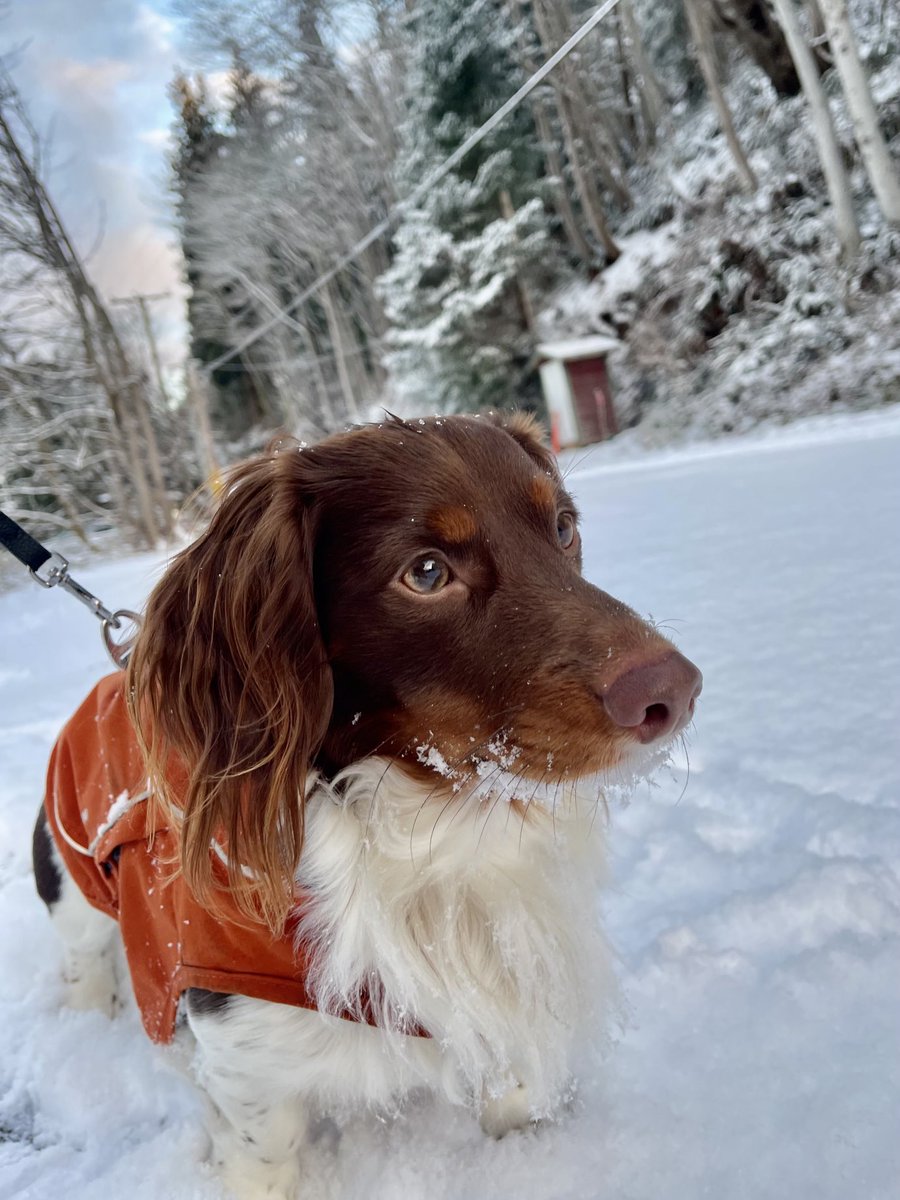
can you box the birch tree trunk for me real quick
[530,84,595,263]
[68,288,163,547]
[320,278,362,422]
[549,0,633,202]
[683,0,758,192]
[620,0,667,149]
[507,1,598,263]
[614,5,639,146]
[499,189,537,335]
[131,379,172,535]
[187,361,222,494]
[133,295,172,407]
[296,316,336,433]
[530,0,621,261]
[564,107,623,262]
[770,0,861,258]
[818,0,900,225]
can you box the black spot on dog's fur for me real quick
[32,804,62,908]
[186,987,234,1018]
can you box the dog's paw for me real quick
[479,1084,534,1138]
[215,1149,301,1200]
[65,970,118,1017]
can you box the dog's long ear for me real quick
[127,447,332,930]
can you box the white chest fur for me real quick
[281,759,615,1115]
[179,761,615,1199]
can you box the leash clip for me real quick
[31,552,118,623]
[2,509,141,669]
[30,551,141,667]
[29,550,70,590]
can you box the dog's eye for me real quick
[557,512,577,550]
[402,556,451,594]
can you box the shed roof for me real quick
[536,334,620,362]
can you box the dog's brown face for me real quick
[128,414,700,927]
[312,414,699,783]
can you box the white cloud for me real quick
[3,0,187,361]
[52,56,135,94]
[135,3,175,52]
[96,222,183,300]
[137,127,173,151]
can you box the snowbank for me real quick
[1,413,898,1198]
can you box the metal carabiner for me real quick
[30,550,141,668]
[102,609,143,669]
[30,550,71,589]
[31,552,120,624]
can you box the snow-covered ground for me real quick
[1,409,899,1199]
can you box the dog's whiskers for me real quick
[674,732,691,806]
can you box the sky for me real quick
[1,0,191,368]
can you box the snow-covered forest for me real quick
[0,0,899,547]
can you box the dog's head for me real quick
[128,414,700,926]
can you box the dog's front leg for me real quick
[206,1088,306,1200]
[479,1082,533,1138]
[187,990,306,1200]
[33,809,120,1017]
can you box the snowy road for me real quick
[1,410,899,1199]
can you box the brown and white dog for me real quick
[33,413,700,1199]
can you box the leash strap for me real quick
[0,509,52,573]
[0,506,141,668]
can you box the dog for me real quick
[33,413,701,1199]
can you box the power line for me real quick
[201,0,623,378]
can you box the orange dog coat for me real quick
[44,673,356,1043]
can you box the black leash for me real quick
[0,508,141,668]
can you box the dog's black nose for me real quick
[601,651,702,743]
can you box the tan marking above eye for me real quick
[426,505,477,544]
[530,473,556,511]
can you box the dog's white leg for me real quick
[34,804,119,1016]
[206,1089,306,1200]
[52,869,120,1015]
[187,991,306,1200]
[479,1082,533,1138]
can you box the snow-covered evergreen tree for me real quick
[380,0,555,412]
[171,3,408,440]
[170,70,274,440]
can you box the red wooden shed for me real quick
[536,335,619,449]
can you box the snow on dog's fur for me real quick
[36,413,701,1200]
